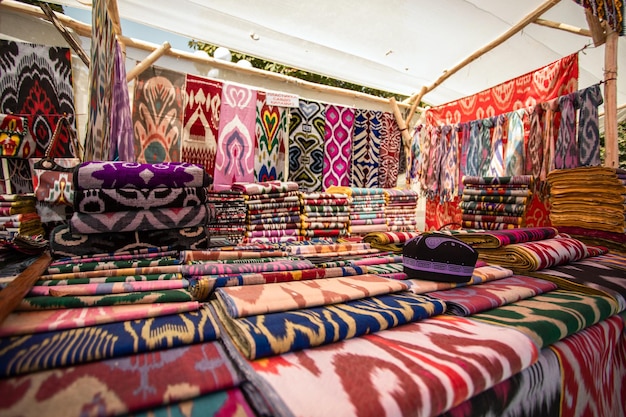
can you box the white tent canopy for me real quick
[44,0,625,113]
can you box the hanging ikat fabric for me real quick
[255,91,287,182]
[554,92,578,169]
[0,40,76,157]
[109,41,134,162]
[525,105,544,178]
[133,66,185,163]
[84,0,115,161]
[572,0,624,34]
[378,112,401,188]
[213,83,257,189]
[504,109,525,176]
[575,84,603,166]
[323,104,354,189]
[288,99,325,192]
[182,74,222,178]
[488,114,506,177]
[351,109,381,188]
[427,54,578,125]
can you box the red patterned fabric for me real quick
[182,74,222,178]
[424,55,578,231]
[550,315,626,417]
[0,341,241,417]
[251,315,539,417]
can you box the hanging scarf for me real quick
[488,114,506,177]
[575,84,603,167]
[525,105,544,178]
[466,120,481,178]
[504,109,525,176]
[554,92,579,169]
[440,124,459,202]
[322,104,354,189]
[479,118,494,177]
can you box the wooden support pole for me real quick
[126,41,171,82]
[39,3,90,67]
[106,0,126,55]
[603,26,618,168]
[390,97,414,187]
[404,85,427,129]
[403,0,562,105]
[533,18,592,37]
[0,252,52,325]
[585,9,607,47]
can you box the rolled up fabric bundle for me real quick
[74,161,211,190]
[477,237,596,273]
[445,227,559,248]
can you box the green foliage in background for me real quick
[17,0,63,13]
[190,41,407,101]
[600,118,626,169]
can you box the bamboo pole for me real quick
[404,85,427,129]
[585,9,607,47]
[403,0,562,106]
[389,97,414,187]
[0,0,413,110]
[39,3,90,67]
[106,0,126,55]
[603,25,618,168]
[533,18,592,37]
[0,252,52,324]
[126,41,171,82]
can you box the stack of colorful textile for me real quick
[460,175,534,229]
[383,188,419,232]
[49,162,211,258]
[210,271,443,360]
[0,255,261,416]
[205,189,247,246]
[0,194,46,259]
[326,186,388,236]
[547,166,626,234]
[183,251,316,299]
[233,180,302,244]
[299,191,350,240]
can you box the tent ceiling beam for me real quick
[533,18,592,37]
[402,0,563,109]
[584,9,607,46]
[126,41,171,82]
[39,2,90,67]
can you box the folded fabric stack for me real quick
[210,271,441,360]
[50,162,211,258]
[0,194,44,238]
[383,188,419,232]
[205,189,247,246]
[460,175,534,230]
[326,186,388,236]
[233,180,302,244]
[547,166,626,234]
[299,192,350,240]
[0,194,47,259]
